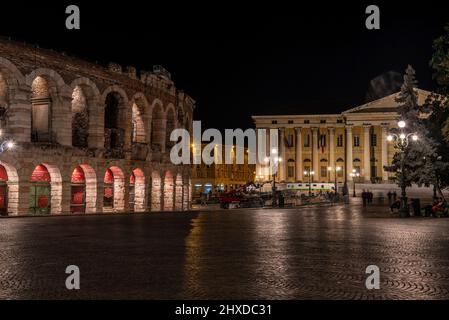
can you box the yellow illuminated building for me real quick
[191,144,256,197]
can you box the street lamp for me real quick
[387,120,418,217]
[0,130,14,154]
[270,149,282,207]
[303,169,315,196]
[349,169,360,197]
[328,166,342,193]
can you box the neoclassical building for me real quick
[0,38,194,215]
[191,144,256,198]
[253,89,431,185]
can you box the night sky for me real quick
[1,1,448,130]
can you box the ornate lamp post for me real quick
[328,166,342,193]
[350,169,360,197]
[303,169,315,196]
[387,120,418,218]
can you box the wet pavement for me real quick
[0,203,449,299]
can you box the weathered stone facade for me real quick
[0,38,194,215]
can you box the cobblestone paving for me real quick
[0,203,448,299]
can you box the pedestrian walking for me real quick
[362,189,367,207]
[393,191,397,202]
[367,190,373,204]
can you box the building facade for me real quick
[0,38,194,215]
[253,89,431,185]
[191,144,256,198]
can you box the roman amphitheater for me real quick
[0,38,194,216]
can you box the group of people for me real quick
[361,190,374,206]
[424,197,448,216]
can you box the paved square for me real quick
[0,204,448,299]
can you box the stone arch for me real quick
[165,104,176,150]
[70,164,97,213]
[151,170,162,211]
[163,170,174,211]
[131,93,149,144]
[0,57,26,88]
[28,69,71,145]
[25,68,67,91]
[0,58,27,141]
[130,168,145,212]
[175,173,183,211]
[0,160,19,215]
[150,100,165,151]
[103,166,125,212]
[70,78,101,148]
[29,163,62,214]
[103,89,128,151]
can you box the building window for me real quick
[304,134,310,147]
[371,165,377,178]
[371,133,377,147]
[320,119,326,124]
[354,135,360,147]
[288,120,294,124]
[320,166,327,178]
[337,119,343,124]
[304,120,310,124]
[288,166,294,178]
[337,134,343,147]
[338,169,344,177]
[287,134,294,147]
[319,134,326,148]
[272,120,277,124]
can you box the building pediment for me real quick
[342,88,432,115]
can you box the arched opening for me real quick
[71,86,89,148]
[165,108,176,150]
[132,103,145,143]
[103,166,125,212]
[0,73,8,127]
[150,104,164,151]
[31,76,51,143]
[164,171,174,211]
[151,171,161,211]
[0,162,19,216]
[70,165,97,213]
[29,164,62,214]
[129,168,145,212]
[175,173,183,211]
[104,92,126,151]
[0,165,8,215]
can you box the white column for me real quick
[363,125,371,182]
[266,128,271,179]
[329,127,335,181]
[346,126,353,181]
[381,125,389,182]
[256,128,262,181]
[312,128,319,182]
[295,127,302,182]
[279,127,286,181]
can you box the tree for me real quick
[426,23,449,196]
[430,23,449,95]
[384,66,437,195]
